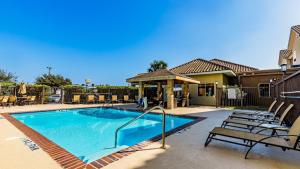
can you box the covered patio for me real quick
[127,69,200,109]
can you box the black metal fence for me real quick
[216,87,273,108]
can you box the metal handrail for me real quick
[281,91,300,94]
[280,95,300,99]
[113,106,166,149]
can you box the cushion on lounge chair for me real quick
[232,100,277,115]
[288,117,300,146]
[230,102,284,120]
[224,118,261,126]
[224,104,294,131]
[210,127,292,148]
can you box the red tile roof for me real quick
[292,25,300,34]
[279,49,292,59]
[170,58,229,75]
[127,69,200,83]
[170,58,258,75]
[210,59,258,73]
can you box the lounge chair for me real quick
[229,102,285,121]
[111,95,118,103]
[86,95,95,104]
[98,95,105,103]
[25,96,36,105]
[222,104,294,133]
[29,96,36,104]
[232,99,277,116]
[205,116,300,159]
[8,96,17,106]
[0,96,9,107]
[123,95,129,103]
[72,95,81,104]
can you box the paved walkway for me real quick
[0,104,299,169]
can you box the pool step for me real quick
[118,122,160,146]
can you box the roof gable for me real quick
[278,49,292,65]
[279,49,292,59]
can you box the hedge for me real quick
[96,85,137,90]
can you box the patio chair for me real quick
[222,104,294,133]
[205,116,300,159]
[229,102,285,121]
[112,95,118,103]
[98,95,105,103]
[232,99,277,116]
[8,96,17,106]
[72,95,81,104]
[86,95,95,104]
[0,96,9,107]
[123,95,129,103]
[25,96,36,105]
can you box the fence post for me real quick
[215,88,218,108]
[240,85,243,107]
[41,85,45,104]
[61,87,64,104]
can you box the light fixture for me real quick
[281,64,287,72]
[280,58,288,72]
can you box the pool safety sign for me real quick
[22,138,39,151]
[227,88,237,99]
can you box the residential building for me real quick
[278,25,300,68]
[170,58,257,105]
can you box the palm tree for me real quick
[148,60,168,72]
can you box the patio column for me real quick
[157,82,162,100]
[167,79,174,109]
[138,81,144,99]
[183,82,190,107]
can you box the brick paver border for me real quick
[2,109,206,169]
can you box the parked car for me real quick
[48,94,61,103]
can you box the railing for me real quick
[280,91,300,99]
[113,106,166,149]
[281,91,300,94]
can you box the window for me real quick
[198,83,215,96]
[258,83,270,97]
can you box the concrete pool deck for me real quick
[0,104,300,169]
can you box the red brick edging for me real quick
[2,112,205,169]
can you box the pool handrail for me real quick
[113,105,166,149]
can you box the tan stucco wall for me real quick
[187,74,227,106]
[295,36,300,65]
[287,30,300,66]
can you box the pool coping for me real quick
[2,107,206,169]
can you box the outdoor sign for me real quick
[227,88,236,99]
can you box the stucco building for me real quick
[170,58,257,106]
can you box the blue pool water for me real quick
[12,108,193,163]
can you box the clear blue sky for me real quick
[0,0,300,85]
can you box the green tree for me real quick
[148,60,168,72]
[0,69,17,82]
[35,74,72,87]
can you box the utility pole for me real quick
[46,66,52,75]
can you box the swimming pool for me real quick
[12,108,194,163]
